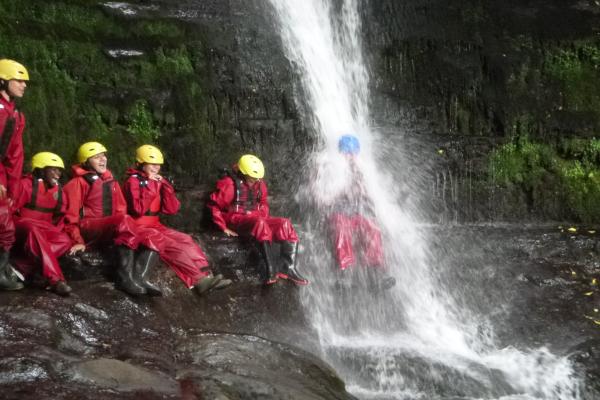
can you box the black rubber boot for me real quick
[0,251,24,291]
[116,246,146,296]
[277,241,308,286]
[259,242,278,285]
[134,249,162,296]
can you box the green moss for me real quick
[545,42,600,113]
[0,0,227,182]
[489,136,600,221]
[126,100,161,143]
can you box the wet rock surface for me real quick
[430,225,600,397]
[0,233,355,400]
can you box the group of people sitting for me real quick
[0,58,311,297]
[0,58,393,299]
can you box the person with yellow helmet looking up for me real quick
[122,145,231,296]
[63,141,148,296]
[208,154,308,286]
[10,152,78,296]
[0,59,30,291]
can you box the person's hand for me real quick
[69,243,86,255]
[223,228,238,237]
[149,173,163,181]
[0,184,7,200]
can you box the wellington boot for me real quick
[211,278,233,290]
[278,241,309,286]
[116,246,146,296]
[259,242,278,285]
[134,249,162,297]
[194,274,224,295]
[51,281,72,297]
[0,252,23,291]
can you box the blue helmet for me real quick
[338,134,360,155]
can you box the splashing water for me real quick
[266,0,582,398]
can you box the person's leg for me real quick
[229,214,277,284]
[81,216,146,295]
[0,202,21,290]
[329,213,355,270]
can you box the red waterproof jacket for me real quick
[123,168,180,226]
[12,175,67,227]
[63,165,128,244]
[0,96,25,194]
[208,171,269,232]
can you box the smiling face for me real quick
[43,167,62,186]
[87,152,107,174]
[142,163,161,176]
[5,79,27,98]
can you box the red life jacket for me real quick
[130,174,161,226]
[81,173,116,218]
[20,179,63,224]
[228,173,262,214]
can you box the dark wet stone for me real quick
[67,358,178,394]
[176,333,354,400]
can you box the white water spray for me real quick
[267,0,582,398]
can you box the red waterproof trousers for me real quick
[0,201,15,252]
[79,214,140,250]
[227,212,299,243]
[136,223,210,288]
[329,213,384,270]
[13,218,71,284]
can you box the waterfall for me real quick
[266,0,583,398]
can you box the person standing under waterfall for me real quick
[330,135,395,290]
[123,144,231,296]
[0,59,30,291]
[208,154,308,286]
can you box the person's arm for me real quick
[258,181,269,217]
[4,113,25,197]
[160,179,180,215]
[207,178,235,232]
[63,178,86,245]
[113,181,129,216]
[0,111,10,197]
[123,176,150,217]
[11,176,31,212]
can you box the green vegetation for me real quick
[545,42,600,114]
[0,1,232,181]
[489,136,600,221]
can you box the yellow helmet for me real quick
[136,144,164,164]
[31,152,65,170]
[0,59,29,81]
[238,154,264,179]
[77,141,107,163]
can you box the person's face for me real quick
[142,163,161,176]
[87,152,107,174]
[244,175,259,185]
[6,79,27,98]
[43,167,62,186]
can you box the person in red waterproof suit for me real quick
[0,59,30,291]
[123,145,231,296]
[331,135,395,290]
[63,141,147,296]
[208,154,308,286]
[11,152,78,296]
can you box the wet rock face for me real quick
[0,235,355,400]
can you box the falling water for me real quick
[267,0,583,398]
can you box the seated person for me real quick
[330,135,395,290]
[208,154,308,286]
[11,152,77,296]
[123,145,230,295]
[63,141,147,296]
